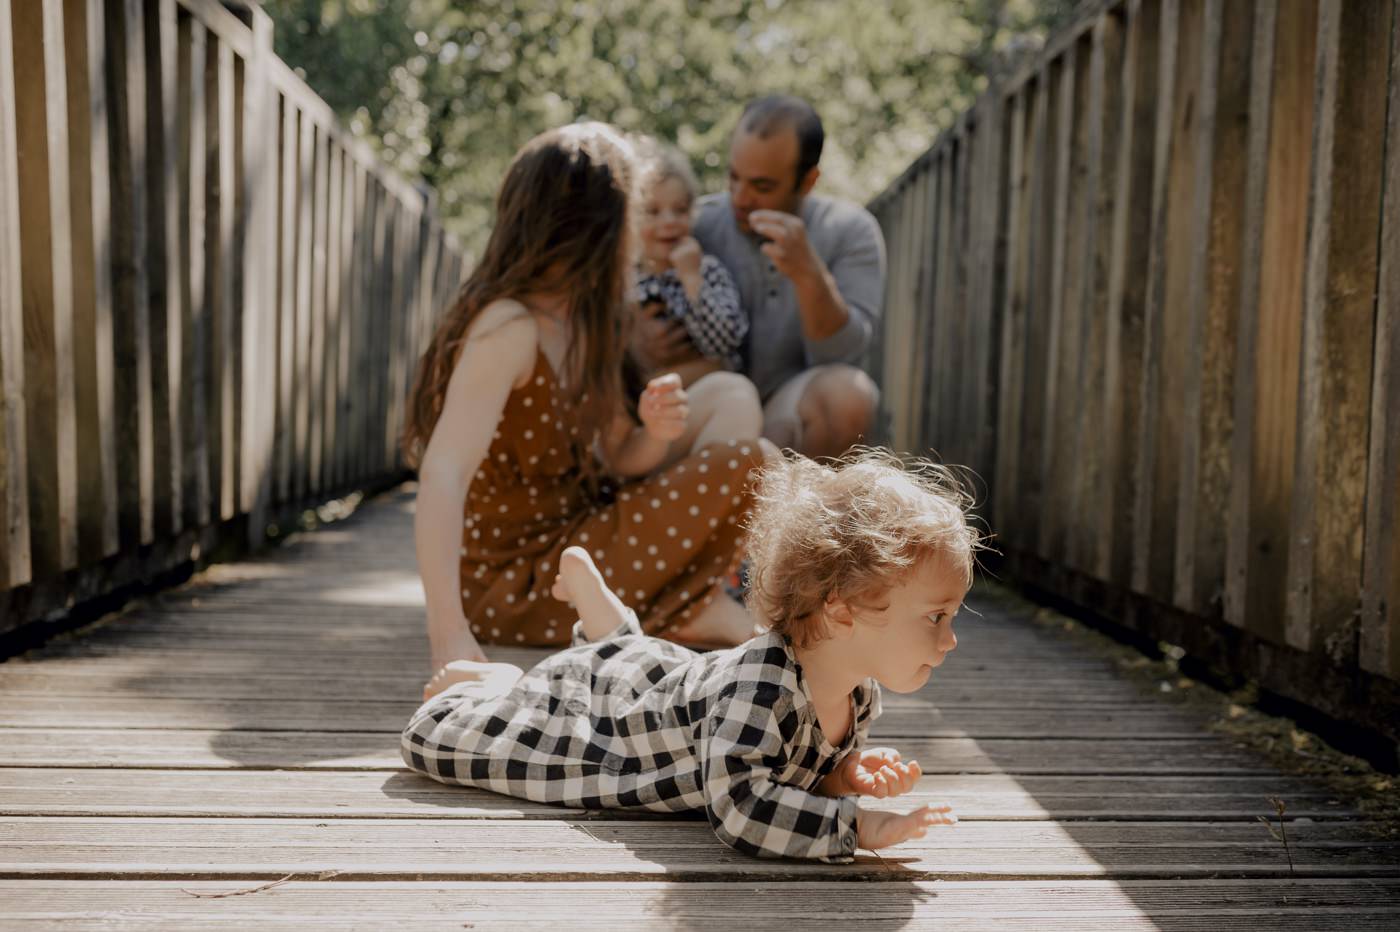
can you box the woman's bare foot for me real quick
[422,660,523,702]
[552,546,633,641]
[669,591,762,649]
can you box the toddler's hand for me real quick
[639,372,688,442]
[838,747,922,799]
[856,803,956,851]
[669,237,703,281]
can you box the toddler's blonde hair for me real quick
[744,448,983,648]
[632,135,699,204]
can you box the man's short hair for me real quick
[737,95,824,187]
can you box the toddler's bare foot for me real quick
[422,660,523,701]
[552,546,634,641]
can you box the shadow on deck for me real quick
[1,487,1398,929]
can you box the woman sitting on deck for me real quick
[401,123,773,677]
[403,450,970,860]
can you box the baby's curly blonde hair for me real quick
[744,448,983,648]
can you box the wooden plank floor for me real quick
[2,486,1399,929]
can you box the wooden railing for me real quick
[0,0,466,634]
[870,0,1399,744]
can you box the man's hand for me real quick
[633,300,696,369]
[856,804,957,851]
[749,209,821,282]
[834,747,922,799]
[638,372,688,442]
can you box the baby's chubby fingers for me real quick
[644,372,684,398]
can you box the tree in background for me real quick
[263,0,1077,255]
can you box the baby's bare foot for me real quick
[422,660,523,701]
[553,546,633,641]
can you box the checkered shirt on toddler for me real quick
[402,609,880,861]
[635,256,748,371]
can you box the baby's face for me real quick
[638,176,693,267]
[848,556,968,694]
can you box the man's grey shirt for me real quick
[693,192,886,401]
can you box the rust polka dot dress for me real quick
[459,348,764,646]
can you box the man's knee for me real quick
[801,366,879,436]
[694,371,762,415]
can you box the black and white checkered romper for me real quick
[402,610,881,861]
[635,256,748,371]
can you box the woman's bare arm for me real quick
[415,303,538,669]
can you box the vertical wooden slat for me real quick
[369,182,390,474]
[335,149,359,489]
[1233,0,1317,646]
[1223,0,1277,631]
[145,0,179,537]
[968,97,1005,497]
[63,0,118,560]
[241,6,274,531]
[1131,0,1192,602]
[938,144,960,460]
[1285,0,1391,655]
[1042,39,1091,562]
[1019,64,1057,552]
[996,86,1030,540]
[0,0,31,587]
[293,105,314,501]
[396,200,422,469]
[1097,0,1155,586]
[347,162,371,484]
[1172,0,1252,616]
[322,142,344,493]
[178,14,209,529]
[227,50,245,518]
[884,182,911,449]
[208,35,237,522]
[275,96,296,506]
[308,123,329,494]
[1069,14,1119,573]
[913,157,935,454]
[110,0,156,547]
[946,133,971,469]
[992,88,1029,541]
[380,197,397,472]
[15,0,79,576]
[903,165,930,453]
[1361,0,1400,679]
[1057,36,1097,570]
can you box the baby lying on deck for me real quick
[401,449,976,861]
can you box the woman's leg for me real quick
[669,589,763,649]
[660,372,764,468]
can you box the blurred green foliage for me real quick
[261,0,1077,255]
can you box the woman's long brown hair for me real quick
[401,123,636,475]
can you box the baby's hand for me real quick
[669,237,703,281]
[838,747,922,799]
[639,372,688,442]
[856,803,956,851]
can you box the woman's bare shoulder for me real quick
[459,299,540,386]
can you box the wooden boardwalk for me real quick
[2,487,1398,929]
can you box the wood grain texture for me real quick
[0,0,31,588]
[1361,0,1400,678]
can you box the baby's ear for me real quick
[822,595,856,640]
